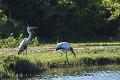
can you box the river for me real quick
[26,65,120,80]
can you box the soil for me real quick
[0,46,120,53]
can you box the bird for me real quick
[18,26,37,54]
[56,42,76,63]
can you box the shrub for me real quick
[0,33,39,48]
[1,54,42,75]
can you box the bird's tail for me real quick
[18,51,20,54]
[70,47,76,58]
[18,49,21,54]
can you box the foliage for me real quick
[0,33,39,48]
[101,0,120,20]
[0,18,27,38]
[1,33,120,48]
[0,0,119,42]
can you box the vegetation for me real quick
[0,46,120,79]
[0,0,120,79]
[0,0,120,42]
[0,33,39,48]
[0,34,120,48]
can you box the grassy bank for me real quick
[0,46,120,79]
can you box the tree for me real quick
[1,0,120,42]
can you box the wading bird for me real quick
[18,26,37,54]
[56,42,76,63]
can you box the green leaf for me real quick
[0,9,3,13]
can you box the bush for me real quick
[0,33,39,48]
[1,54,42,75]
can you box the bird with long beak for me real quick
[18,26,37,54]
[56,42,76,63]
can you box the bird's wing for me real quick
[18,38,28,52]
[56,42,71,50]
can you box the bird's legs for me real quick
[66,51,69,64]
[58,50,63,57]
[18,52,20,54]
[60,51,63,57]
[23,48,27,56]
[25,48,28,57]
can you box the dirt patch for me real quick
[0,46,120,53]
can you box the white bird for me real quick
[18,26,37,54]
[56,42,76,62]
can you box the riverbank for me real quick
[0,46,120,79]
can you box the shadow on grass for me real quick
[1,55,44,78]
[79,57,120,66]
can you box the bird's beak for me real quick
[31,27,37,29]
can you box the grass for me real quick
[0,46,120,79]
[0,35,120,79]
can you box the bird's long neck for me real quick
[27,30,32,41]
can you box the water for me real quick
[27,65,120,80]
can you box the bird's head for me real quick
[27,26,37,31]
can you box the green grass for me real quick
[0,35,120,79]
[0,46,120,79]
